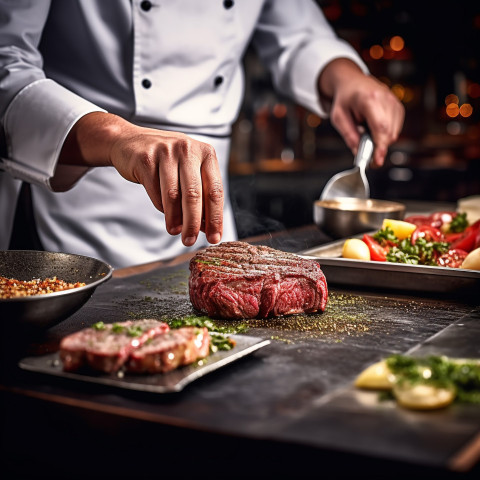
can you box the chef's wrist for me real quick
[317,58,364,110]
[59,111,126,168]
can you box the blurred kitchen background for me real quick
[228,0,480,238]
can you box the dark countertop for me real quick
[1,209,480,479]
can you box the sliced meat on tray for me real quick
[127,327,210,373]
[59,319,170,373]
[189,241,328,320]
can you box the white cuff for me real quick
[3,79,106,190]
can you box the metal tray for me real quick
[19,335,270,393]
[300,237,480,295]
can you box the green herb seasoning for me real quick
[373,226,399,245]
[111,323,125,334]
[386,354,480,404]
[449,212,468,233]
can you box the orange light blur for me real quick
[369,45,383,60]
[306,114,321,128]
[446,103,460,117]
[391,84,405,101]
[459,103,473,117]
[390,36,404,52]
[445,94,459,105]
[402,87,414,103]
[272,103,287,118]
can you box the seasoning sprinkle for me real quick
[0,275,86,299]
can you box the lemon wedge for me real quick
[381,219,417,240]
[354,360,395,390]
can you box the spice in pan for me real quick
[0,275,86,299]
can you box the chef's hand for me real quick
[318,58,405,167]
[59,112,223,247]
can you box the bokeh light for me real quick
[272,103,287,118]
[390,35,404,52]
[445,94,459,105]
[459,103,473,117]
[306,114,321,128]
[446,103,460,117]
[391,84,405,101]
[369,44,383,59]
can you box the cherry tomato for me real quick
[429,211,457,228]
[437,248,469,268]
[449,220,480,252]
[403,215,433,227]
[362,234,388,262]
[410,225,445,244]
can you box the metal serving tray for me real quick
[300,237,480,296]
[19,334,270,394]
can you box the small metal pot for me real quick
[314,197,406,238]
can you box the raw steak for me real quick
[189,241,328,319]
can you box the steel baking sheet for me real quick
[19,335,270,393]
[300,238,480,296]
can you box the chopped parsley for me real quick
[386,354,480,404]
[373,226,398,245]
[449,212,468,233]
[386,237,449,265]
[166,315,247,352]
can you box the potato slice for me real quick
[342,238,371,261]
[460,247,480,271]
[354,360,395,390]
[393,382,455,410]
[381,219,417,240]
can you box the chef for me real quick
[0,0,404,268]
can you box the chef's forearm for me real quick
[59,112,126,168]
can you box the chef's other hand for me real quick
[318,59,405,167]
[60,112,224,247]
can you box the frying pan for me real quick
[0,250,113,330]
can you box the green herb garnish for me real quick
[386,354,480,404]
[92,321,106,330]
[373,226,399,245]
[111,323,125,334]
[449,212,468,233]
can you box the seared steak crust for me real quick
[59,319,170,373]
[126,327,210,373]
[189,241,328,319]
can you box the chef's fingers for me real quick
[157,139,189,239]
[332,91,404,168]
[329,104,362,157]
[176,140,222,247]
[363,91,405,167]
[200,148,224,245]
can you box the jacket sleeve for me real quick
[251,0,369,117]
[0,0,105,191]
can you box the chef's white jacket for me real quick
[0,0,367,268]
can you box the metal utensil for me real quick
[320,132,374,201]
[313,197,405,238]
